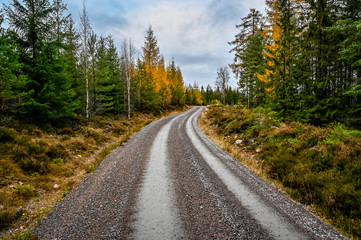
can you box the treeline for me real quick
[0,0,187,125]
[229,0,361,127]
[184,83,240,106]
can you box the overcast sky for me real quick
[1,0,266,87]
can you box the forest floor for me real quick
[0,107,187,240]
[199,105,361,240]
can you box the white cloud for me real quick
[108,0,247,86]
[0,0,265,87]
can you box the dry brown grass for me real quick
[0,109,186,239]
[198,108,285,192]
[199,105,361,240]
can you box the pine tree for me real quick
[63,15,81,112]
[142,26,160,70]
[167,58,185,106]
[326,0,361,125]
[133,60,160,112]
[0,18,28,123]
[241,32,267,107]
[141,26,171,107]
[4,0,78,122]
[106,35,122,115]
[229,8,266,108]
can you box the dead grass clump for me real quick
[66,139,87,153]
[46,144,69,161]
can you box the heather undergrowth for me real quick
[201,105,361,239]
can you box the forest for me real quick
[1,0,361,237]
[229,0,361,128]
[0,0,219,126]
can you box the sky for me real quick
[1,0,266,88]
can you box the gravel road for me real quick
[35,107,348,239]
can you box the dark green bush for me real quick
[0,127,16,143]
[0,211,14,230]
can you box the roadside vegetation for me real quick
[200,104,361,240]
[0,108,185,239]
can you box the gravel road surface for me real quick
[35,107,348,239]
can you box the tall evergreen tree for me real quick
[142,26,160,70]
[229,8,266,108]
[106,35,122,115]
[4,0,78,122]
[167,58,185,106]
[133,60,160,112]
[0,15,28,123]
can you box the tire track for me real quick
[186,107,305,239]
[34,114,180,239]
[132,111,187,240]
[168,107,272,239]
[34,107,348,240]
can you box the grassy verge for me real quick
[0,108,186,239]
[199,105,361,240]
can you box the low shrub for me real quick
[46,144,69,160]
[19,155,50,174]
[0,127,16,143]
[203,105,361,239]
[0,211,14,230]
[15,184,36,198]
[68,140,87,152]
[57,127,76,136]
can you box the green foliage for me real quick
[204,105,361,239]
[17,230,34,240]
[0,33,28,124]
[324,123,361,144]
[0,127,16,143]
[133,61,161,112]
[228,0,361,129]
[15,184,36,198]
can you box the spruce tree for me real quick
[133,60,160,112]
[4,0,78,122]
[0,17,28,123]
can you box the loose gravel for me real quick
[35,107,348,240]
[34,115,178,239]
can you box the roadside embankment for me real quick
[0,108,186,239]
[199,105,361,240]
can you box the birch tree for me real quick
[121,39,136,119]
[80,1,91,118]
[215,67,230,105]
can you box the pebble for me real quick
[235,139,243,146]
